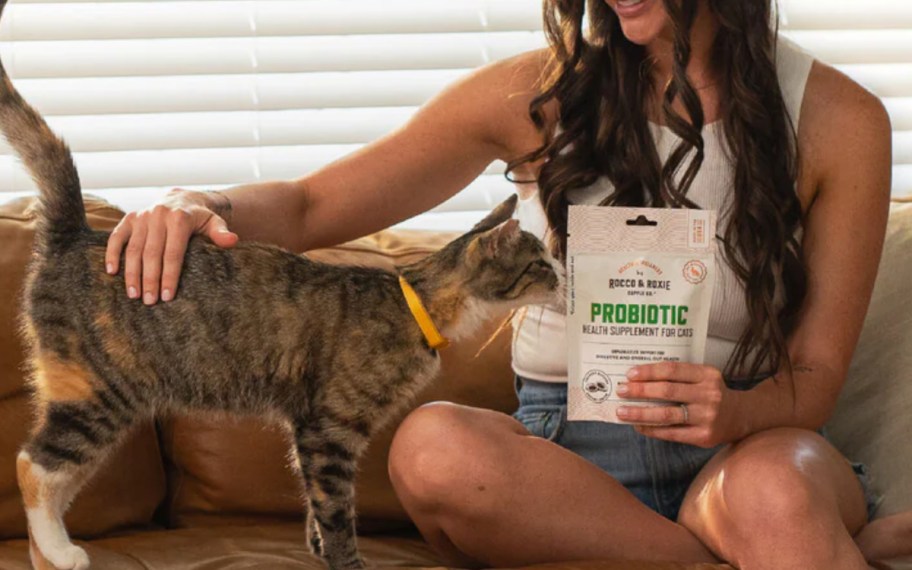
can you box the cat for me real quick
[0,5,562,570]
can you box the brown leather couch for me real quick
[1,195,910,570]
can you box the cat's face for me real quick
[461,196,563,308]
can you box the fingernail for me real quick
[106,263,114,274]
[617,407,630,418]
[617,383,629,397]
[161,289,172,302]
[128,286,138,299]
[143,292,155,305]
[626,368,640,379]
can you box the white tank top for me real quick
[512,36,815,383]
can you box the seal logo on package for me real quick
[683,259,708,285]
[582,370,612,402]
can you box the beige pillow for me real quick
[827,200,912,525]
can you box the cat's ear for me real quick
[472,194,518,233]
[474,219,521,258]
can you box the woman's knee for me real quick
[388,401,521,514]
[719,428,836,526]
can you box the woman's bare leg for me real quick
[388,402,718,567]
[854,510,912,561]
[678,427,869,570]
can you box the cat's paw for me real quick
[46,544,90,570]
[323,550,366,570]
[326,560,365,570]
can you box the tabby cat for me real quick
[2,4,562,570]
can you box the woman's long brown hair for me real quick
[505,0,807,381]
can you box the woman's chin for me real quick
[618,21,664,46]
[609,0,669,46]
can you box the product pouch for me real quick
[567,206,717,423]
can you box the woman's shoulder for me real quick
[802,61,890,133]
[797,60,892,204]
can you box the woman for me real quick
[106,0,910,567]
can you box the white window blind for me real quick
[0,1,907,231]
[780,0,912,199]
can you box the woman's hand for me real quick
[616,362,747,448]
[105,188,238,305]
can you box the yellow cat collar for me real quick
[398,275,449,350]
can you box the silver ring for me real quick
[680,403,689,425]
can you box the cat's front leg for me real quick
[307,464,363,570]
[305,503,324,557]
[293,421,367,570]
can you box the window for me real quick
[0,1,907,231]
[780,0,911,199]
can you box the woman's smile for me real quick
[614,0,655,18]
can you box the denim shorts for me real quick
[512,375,882,522]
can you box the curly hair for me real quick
[504,0,807,381]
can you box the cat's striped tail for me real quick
[0,0,89,245]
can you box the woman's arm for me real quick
[105,49,553,304]
[617,62,893,446]
[725,63,893,436]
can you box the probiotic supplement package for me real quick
[567,206,717,423]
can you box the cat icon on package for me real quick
[566,206,717,424]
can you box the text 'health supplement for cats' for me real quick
[567,206,717,423]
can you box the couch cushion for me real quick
[159,230,519,530]
[0,523,446,569]
[0,196,167,540]
[0,524,733,569]
[827,199,912,521]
